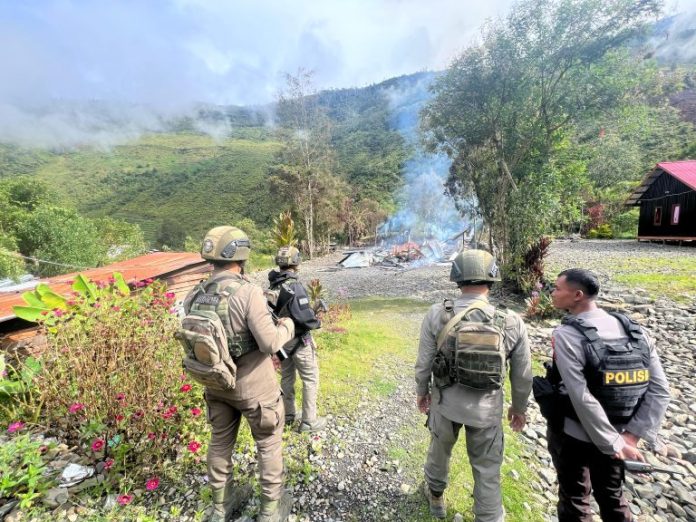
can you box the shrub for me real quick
[587,224,613,239]
[524,285,561,320]
[0,432,55,509]
[13,274,207,492]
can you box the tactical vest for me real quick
[553,312,651,424]
[188,275,259,359]
[433,300,508,391]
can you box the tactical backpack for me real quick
[175,275,257,391]
[433,301,508,391]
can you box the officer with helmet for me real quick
[183,226,295,522]
[267,246,326,433]
[415,249,532,521]
[548,268,670,521]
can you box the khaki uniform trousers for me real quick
[280,341,319,423]
[425,406,505,522]
[205,387,285,501]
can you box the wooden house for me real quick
[0,252,211,356]
[626,161,696,241]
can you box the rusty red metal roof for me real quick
[626,160,696,205]
[0,252,206,323]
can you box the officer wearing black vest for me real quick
[548,268,670,522]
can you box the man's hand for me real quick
[507,408,526,432]
[614,432,644,461]
[417,394,431,414]
[271,354,282,372]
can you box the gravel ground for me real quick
[245,240,696,522]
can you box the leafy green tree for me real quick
[93,217,147,261]
[16,206,105,276]
[156,219,187,251]
[0,235,25,280]
[270,69,347,257]
[423,0,661,287]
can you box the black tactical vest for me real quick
[553,312,651,424]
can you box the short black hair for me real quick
[558,268,599,298]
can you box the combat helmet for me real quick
[200,226,251,262]
[275,246,301,268]
[450,249,501,284]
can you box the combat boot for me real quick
[298,416,327,433]
[257,491,293,522]
[423,482,446,519]
[208,481,252,522]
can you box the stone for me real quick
[42,487,69,507]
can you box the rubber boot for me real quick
[257,491,294,522]
[298,416,327,433]
[207,487,227,522]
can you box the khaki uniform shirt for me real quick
[184,269,295,401]
[553,308,670,455]
[415,294,532,428]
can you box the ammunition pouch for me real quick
[432,352,450,380]
[532,361,567,433]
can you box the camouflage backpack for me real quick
[175,275,257,390]
[433,301,508,391]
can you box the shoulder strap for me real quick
[436,301,494,350]
[561,315,601,343]
[608,312,644,342]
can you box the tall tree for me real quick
[270,69,345,258]
[423,0,662,285]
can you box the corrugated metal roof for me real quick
[657,161,696,190]
[0,252,206,323]
[626,160,696,205]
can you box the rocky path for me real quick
[249,240,696,522]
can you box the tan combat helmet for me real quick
[275,246,301,268]
[450,249,501,284]
[201,226,251,262]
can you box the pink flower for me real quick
[104,458,114,471]
[188,441,202,453]
[53,308,64,317]
[108,277,116,284]
[531,291,540,298]
[165,292,176,300]
[145,476,160,491]
[180,384,192,393]
[115,393,126,402]
[117,494,133,506]
[92,302,101,308]
[114,414,125,423]
[147,432,156,441]
[7,421,25,433]
[112,306,121,312]
[91,438,105,452]
[66,299,76,306]
[68,403,85,414]
[144,278,154,284]
[135,281,146,288]
[190,407,202,417]
[132,410,144,420]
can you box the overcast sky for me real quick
[0,0,526,109]
[0,0,693,148]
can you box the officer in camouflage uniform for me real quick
[267,246,327,433]
[415,250,532,521]
[548,268,670,521]
[183,226,296,522]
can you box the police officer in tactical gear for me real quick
[183,226,296,522]
[267,246,327,433]
[548,269,670,522]
[415,250,532,521]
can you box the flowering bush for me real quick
[13,273,208,494]
[524,283,561,320]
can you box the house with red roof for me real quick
[0,251,211,356]
[626,160,696,241]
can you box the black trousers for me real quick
[547,428,632,522]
